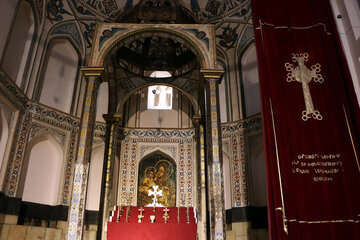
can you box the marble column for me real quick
[193,116,207,240]
[97,114,121,240]
[200,69,226,240]
[67,67,105,240]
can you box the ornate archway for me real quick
[67,22,225,240]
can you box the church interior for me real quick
[0,0,359,240]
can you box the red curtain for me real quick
[251,0,360,239]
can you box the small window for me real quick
[147,85,173,110]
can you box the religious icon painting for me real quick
[137,154,176,207]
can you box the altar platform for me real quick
[108,206,197,240]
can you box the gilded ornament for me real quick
[285,53,324,121]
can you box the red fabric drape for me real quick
[251,0,360,239]
[108,206,197,240]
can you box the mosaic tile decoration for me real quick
[62,129,77,204]
[231,134,242,206]
[50,22,83,51]
[129,139,137,204]
[68,76,100,240]
[119,128,196,207]
[221,114,262,207]
[6,112,32,196]
[186,139,193,206]
[29,121,68,146]
[206,77,225,240]
[179,139,186,205]
[120,138,130,205]
[139,145,177,159]
[0,71,27,108]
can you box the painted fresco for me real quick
[137,154,176,207]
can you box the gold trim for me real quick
[103,114,121,122]
[81,67,107,82]
[255,21,331,35]
[270,98,288,235]
[342,104,360,172]
[200,69,224,79]
[259,19,265,51]
[288,219,360,224]
[193,116,204,123]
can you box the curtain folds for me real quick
[251,0,360,239]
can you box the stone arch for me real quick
[18,134,63,205]
[0,0,18,57]
[37,37,81,113]
[49,21,85,57]
[239,42,261,117]
[89,24,216,69]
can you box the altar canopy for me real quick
[251,0,360,239]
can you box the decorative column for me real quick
[97,114,121,240]
[193,116,207,240]
[67,67,105,240]
[200,69,226,240]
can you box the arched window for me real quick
[19,135,63,205]
[0,109,9,172]
[0,0,18,57]
[86,144,105,210]
[147,85,173,110]
[39,39,79,113]
[241,44,261,117]
[1,1,35,88]
[148,71,173,110]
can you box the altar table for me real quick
[108,206,197,240]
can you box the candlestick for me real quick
[177,205,180,223]
[120,205,124,217]
[186,205,190,224]
[163,208,170,223]
[116,205,121,222]
[138,207,144,223]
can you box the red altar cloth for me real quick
[108,206,197,240]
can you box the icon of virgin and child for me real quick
[137,158,176,207]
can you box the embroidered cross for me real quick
[285,53,324,121]
[163,208,170,223]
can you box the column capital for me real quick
[193,115,205,124]
[81,67,108,82]
[200,69,224,83]
[102,114,121,123]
